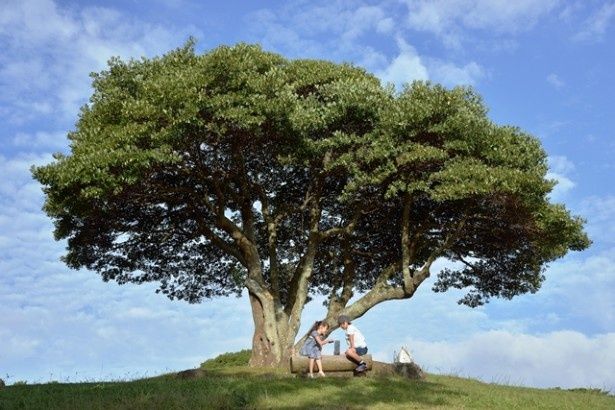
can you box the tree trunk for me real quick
[247,291,294,368]
[248,291,280,366]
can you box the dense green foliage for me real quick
[201,349,251,369]
[1,366,612,409]
[33,40,589,323]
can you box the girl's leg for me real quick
[309,358,315,377]
[316,359,325,376]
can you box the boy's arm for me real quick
[348,334,355,349]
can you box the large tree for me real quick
[33,42,590,367]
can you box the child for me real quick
[338,315,368,372]
[299,320,334,377]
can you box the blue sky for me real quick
[1,0,614,391]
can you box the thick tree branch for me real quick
[317,215,469,338]
[231,144,257,243]
[326,237,356,318]
[257,186,281,302]
[284,154,334,337]
[401,193,415,292]
[374,261,403,286]
[410,215,468,288]
[338,239,356,306]
[285,201,320,322]
[197,222,247,267]
[455,252,477,269]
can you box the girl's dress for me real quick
[299,330,322,359]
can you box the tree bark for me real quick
[248,291,289,367]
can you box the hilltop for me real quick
[1,351,612,409]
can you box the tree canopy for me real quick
[33,42,590,366]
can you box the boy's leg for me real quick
[345,347,362,364]
[347,347,368,372]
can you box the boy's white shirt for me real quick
[345,324,367,348]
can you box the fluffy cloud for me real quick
[0,2,242,384]
[546,155,576,201]
[0,148,252,384]
[546,172,575,200]
[539,249,615,331]
[579,196,615,248]
[376,37,485,89]
[249,1,487,89]
[361,245,615,392]
[549,155,576,175]
[574,2,615,41]
[377,38,429,88]
[0,0,197,125]
[402,0,560,47]
[427,60,485,86]
[376,330,615,392]
[0,278,252,383]
[11,131,69,152]
[404,0,560,33]
[249,1,392,69]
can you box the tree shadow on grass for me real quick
[0,369,465,410]
[200,368,466,409]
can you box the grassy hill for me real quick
[1,351,613,409]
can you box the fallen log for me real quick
[290,354,373,373]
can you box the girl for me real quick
[299,320,333,377]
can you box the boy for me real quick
[337,315,368,372]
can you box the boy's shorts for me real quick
[356,346,368,356]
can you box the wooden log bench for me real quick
[290,354,373,375]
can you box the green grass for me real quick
[1,352,613,409]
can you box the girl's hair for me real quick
[310,320,329,333]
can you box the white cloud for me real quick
[250,2,486,89]
[0,120,252,386]
[574,2,615,41]
[0,0,199,125]
[340,5,395,40]
[403,0,560,47]
[406,0,560,32]
[377,37,429,88]
[428,60,485,86]
[549,155,575,174]
[376,330,615,392]
[356,225,614,382]
[377,17,395,34]
[579,196,615,247]
[547,172,575,200]
[558,1,585,22]
[12,131,69,152]
[547,155,576,200]
[249,1,392,70]
[540,249,615,330]
[547,73,565,89]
